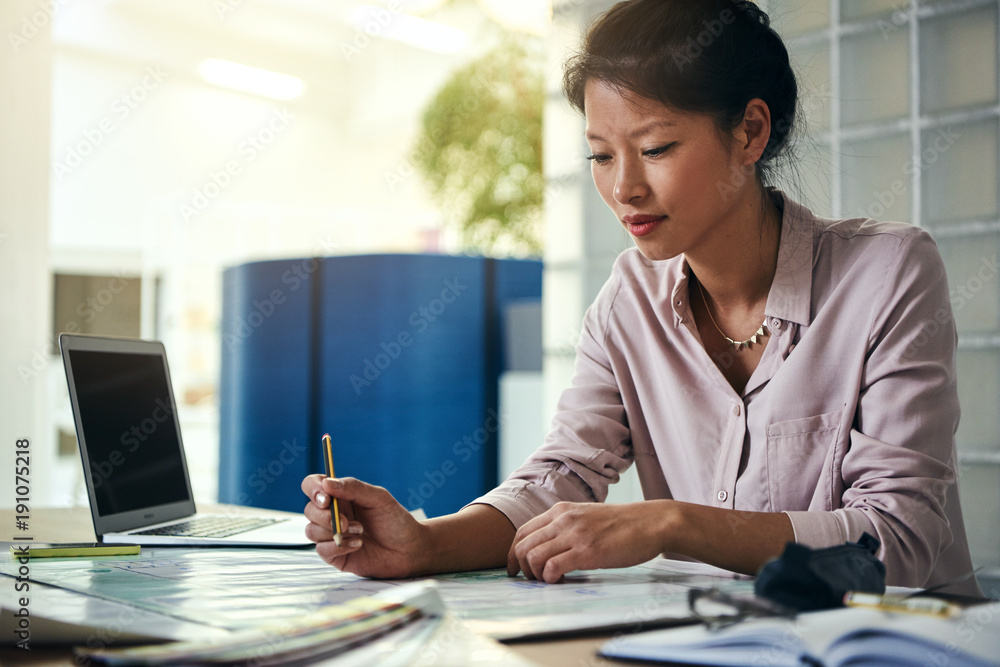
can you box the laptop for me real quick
[60,333,312,547]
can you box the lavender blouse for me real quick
[474,192,977,592]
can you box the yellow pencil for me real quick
[322,433,343,546]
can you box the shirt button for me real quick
[770,317,782,329]
[733,404,741,416]
[717,490,728,502]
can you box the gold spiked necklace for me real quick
[697,280,767,351]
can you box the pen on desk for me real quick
[843,591,961,618]
[322,433,343,546]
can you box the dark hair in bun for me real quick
[564,0,798,186]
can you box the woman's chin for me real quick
[633,243,681,262]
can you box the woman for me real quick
[301,0,977,593]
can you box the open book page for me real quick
[601,603,1000,667]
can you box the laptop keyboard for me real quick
[133,515,285,539]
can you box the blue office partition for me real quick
[219,254,542,516]
[218,258,316,510]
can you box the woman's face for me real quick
[584,79,752,262]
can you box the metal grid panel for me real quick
[770,0,1000,569]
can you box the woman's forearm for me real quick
[659,500,794,575]
[414,503,517,576]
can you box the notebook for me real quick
[599,603,1000,667]
[59,333,312,547]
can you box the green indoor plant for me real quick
[413,40,544,256]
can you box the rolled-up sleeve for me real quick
[785,229,959,587]
[469,269,634,530]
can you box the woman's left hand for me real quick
[506,500,674,583]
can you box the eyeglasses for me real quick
[687,587,797,631]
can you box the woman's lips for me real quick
[622,214,666,237]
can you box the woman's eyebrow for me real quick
[585,119,677,143]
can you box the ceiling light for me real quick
[354,4,466,54]
[199,59,304,101]
[374,0,448,15]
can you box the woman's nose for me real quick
[613,160,648,205]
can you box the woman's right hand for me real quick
[301,474,428,578]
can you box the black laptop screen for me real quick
[69,349,190,515]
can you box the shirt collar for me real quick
[765,190,814,327]
[669,255,691,325]
[666,190,816,327]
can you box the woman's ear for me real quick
[736,98,772,165]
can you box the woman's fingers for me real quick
[519,536,573,583]
[319,477,393,508]
[507,503,626,583]
[508,517,567,581]
[303,503,361,542]
[304,475,392,539]
[301,473,327,501]
[315,532,364,566]
[508,516,544,575]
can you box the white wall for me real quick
[3,0,531,507]
[0,0,53,510]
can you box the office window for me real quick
[52,273,143,340]
[920,4,998,115]
[956,349,1000,451]
[841,132,911,221]
[840,27,910,126]
[770,0,1000,581]
[841,0,905,21]
[923,119,999,226]
[938,235,1000,335]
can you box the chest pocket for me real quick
[765,409,846,512]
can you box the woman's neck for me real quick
[686,188,782,315]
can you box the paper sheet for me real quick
[1,548,749,642]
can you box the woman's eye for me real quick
[586,153,612,165]
[643,143,676,158]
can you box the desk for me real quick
[0,507,634,666]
